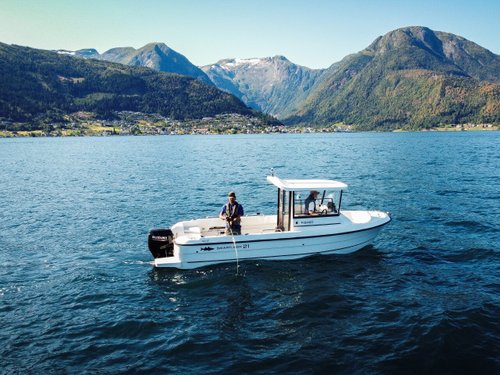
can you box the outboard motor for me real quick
[148,228,174,258]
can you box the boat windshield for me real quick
[293,190,342,217]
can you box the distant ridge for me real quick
[201,56,324,118]
[60,43,213,85]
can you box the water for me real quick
[1,132,499,374]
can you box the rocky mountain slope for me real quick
[201,56,324,118]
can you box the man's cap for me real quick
[228,191,236,197]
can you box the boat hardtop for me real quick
[148,175,390,269]
[267,175,348,191]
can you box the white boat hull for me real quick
[153,212,389,269]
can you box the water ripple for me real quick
[1,132,499,373]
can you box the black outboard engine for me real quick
[148,228,174,258]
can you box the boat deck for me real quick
[171,211,390,240]
[172,214,278,238]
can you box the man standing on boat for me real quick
[220,191,244,235]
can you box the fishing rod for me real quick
[226,216,240,275]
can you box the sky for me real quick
[1,0,499,69]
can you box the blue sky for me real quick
[1,0,499,69]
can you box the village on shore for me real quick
[0,111,497,137]
[0,112,352,137]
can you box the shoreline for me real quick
[1,126,498,138]
[1,112,498,138]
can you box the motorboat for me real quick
[148,175,391,269]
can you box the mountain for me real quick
[60,43,213,85]
[74,48,100,59]
[201,56,325,118]
[285,27,500,129]
[42,27,500,130]
[0,42,256,124]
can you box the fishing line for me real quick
[228,226,239,275]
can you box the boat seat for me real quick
[184,226,201,234]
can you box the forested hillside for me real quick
[0,43,255,126]
[284,27,500,130]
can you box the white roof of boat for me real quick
[267,176,348,191]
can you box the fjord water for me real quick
[1,132,499,374]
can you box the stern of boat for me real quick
[154,255,182,268]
